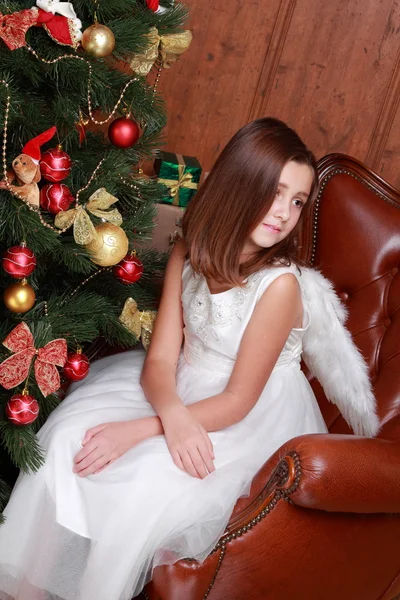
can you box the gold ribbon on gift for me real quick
[158,154,198,206]
[119,298,157,350]
[54,188,122,245]
[129,27,193,76]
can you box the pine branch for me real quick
[0,195,60,250]
[55,238,97,275]
[34,394,62,430]
[0,421,45,473]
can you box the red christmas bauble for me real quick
[40,146,72,182]
[40,183,74,214]
[108,118,140,149]
[2,245,36,278]
[113,254,144,284]
[6,392,39,426]
[64,351,90,382]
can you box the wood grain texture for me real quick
[365,44,400,170]
[380,101,400,189]
[156,0,280,172]
[248,0,297,120]
[158,0,400,187]
[265,0,400,165]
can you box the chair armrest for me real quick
[280,433,400,513]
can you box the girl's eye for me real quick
[275,189,281,197]
[293,199,304,208]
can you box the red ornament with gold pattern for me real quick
[6,389,39,426]
[2,243,36,278]
[40,145,72,182]
[64,347,90,382]
[40,183,74,214]
[113,253,144,284]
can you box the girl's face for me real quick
[243,161,314,256]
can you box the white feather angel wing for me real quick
[298,267,380,437]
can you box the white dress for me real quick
[0,263,327,600]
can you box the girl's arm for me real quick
[139,241,216,477]
[75,272,302,478]
[164,272,303,429]
[75,242,214,478]
[139,239,187,411]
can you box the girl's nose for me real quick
[274,207,290,221]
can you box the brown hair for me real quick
[182,117,319,286]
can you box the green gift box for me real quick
[155,151,202,207]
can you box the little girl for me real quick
[0,118,378,600]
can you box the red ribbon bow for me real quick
[0,322,67,397]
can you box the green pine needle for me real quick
[0,421,45,473]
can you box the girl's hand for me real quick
[73,420,145,477]
[162,406,215,479]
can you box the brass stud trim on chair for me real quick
[203,543,227,600]
[311,168,400,265]
[198,451,302,599]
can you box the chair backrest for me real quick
[300,154,400,440]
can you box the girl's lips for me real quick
[263,223,281,233]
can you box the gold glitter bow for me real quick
[54,188,122,245]
[129,27,193,76]
[119,298,157,350]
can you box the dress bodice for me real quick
[181,261,310,375]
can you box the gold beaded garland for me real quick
[26,45,138,126]
[69,267,110,299]
[152,60,163,105]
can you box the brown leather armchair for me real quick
[142,155,400,600]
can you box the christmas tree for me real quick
[0,0,189,521]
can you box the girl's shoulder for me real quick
[253,262,301,302]
[182,259,309,304]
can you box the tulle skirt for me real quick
[0,349,327,600]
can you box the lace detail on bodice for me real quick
[183,271,263,344]
[181,262,310,376]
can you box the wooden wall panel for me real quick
[365,44,400,172]
[263,0,400,185]
[370,46,400,183]
[157,0,400,188]
[156,0,281,171]
[380,102,400,183]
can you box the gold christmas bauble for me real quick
[81,24,116,58]
[4,279,36,313]
[86,223,129,267]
